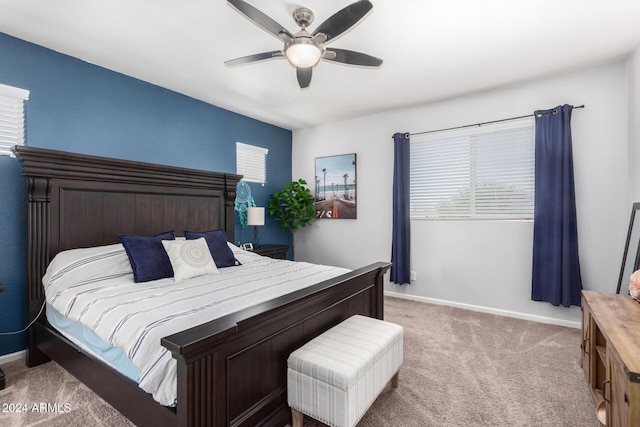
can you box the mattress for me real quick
[47,303,140,382]
[43,242,349,406]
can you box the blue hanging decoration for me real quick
[235,180,256,228]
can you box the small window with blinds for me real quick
[0,83,30,157]
[236,142,269,184]
[410,117,535,220]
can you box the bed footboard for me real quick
[162,262,390,427]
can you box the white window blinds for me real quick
[0,83,29,157]
[410,117,535,219]
[236,142,269,184]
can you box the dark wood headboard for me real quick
[13,146,241,345]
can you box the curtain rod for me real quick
[408,105,585,138]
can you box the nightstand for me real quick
[0,283,5,390]
[253,244,289,260]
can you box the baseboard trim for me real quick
[0,350,26,365]
[384,291,581,329]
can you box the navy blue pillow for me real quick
[119,230,176,283]
[184,229,240,268]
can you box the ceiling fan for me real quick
[225,0,383,88]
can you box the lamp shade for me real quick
[247,207,265,226]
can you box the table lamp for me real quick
[247,207,265,248]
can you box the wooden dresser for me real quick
[581,290,640,426]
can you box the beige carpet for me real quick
[0,297,599,426]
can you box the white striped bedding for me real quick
[43,242,350,406]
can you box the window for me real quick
[236,142,269,184]
[410,117,535,220]
[0,83,30,157]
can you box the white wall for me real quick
[629,47,640,203]
[292,61,631,326]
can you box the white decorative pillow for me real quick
[161,238,219,281]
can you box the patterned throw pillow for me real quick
[162,237,219,281]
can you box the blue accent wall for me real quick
[0,32,292,356]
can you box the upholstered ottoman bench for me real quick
[287,315,403,427]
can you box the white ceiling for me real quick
[1,0,640,130]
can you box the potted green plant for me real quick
[269,179,315,260]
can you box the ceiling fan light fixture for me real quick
[226,0,381,87]
[285,40,323,68]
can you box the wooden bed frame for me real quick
[14,146,390,427]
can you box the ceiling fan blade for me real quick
[228,0,293,40]
[296,67,312,88]
[312,0,373,43]
[225,51,283,66]
[323,48,382,67]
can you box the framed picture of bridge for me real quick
[314,153,357,219]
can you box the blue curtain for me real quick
[531,105,582,307]
[391,132,411,285]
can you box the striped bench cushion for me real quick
[288,315,403,427]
